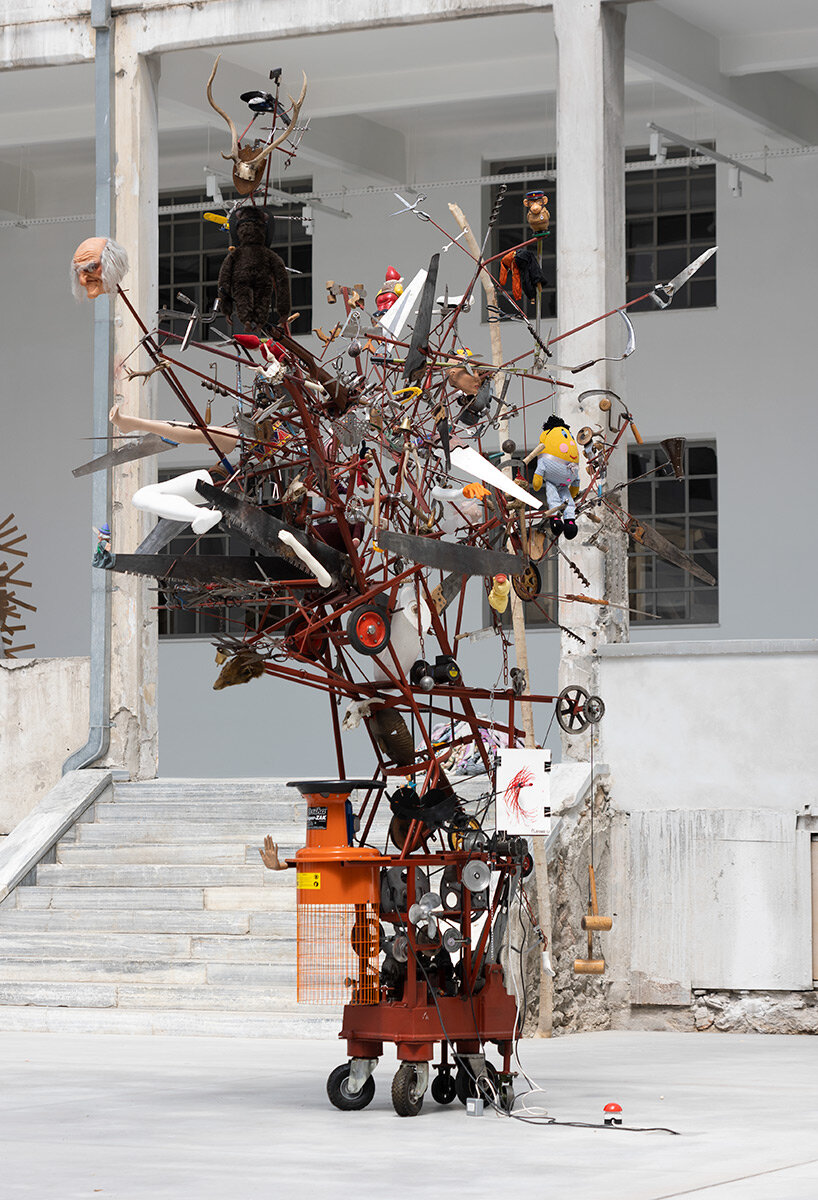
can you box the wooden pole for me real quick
[448,203,552,1035]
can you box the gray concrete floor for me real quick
[0,1030,816,1199]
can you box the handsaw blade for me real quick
[402,253,440,383]
[196,482,347,580]
[136,519,188,555]
[102,554,306,584]
[653,247,717,307]
[72,434,176,478]
[624,516,716,586]
[430,571,468,614]
[379,530,526,577]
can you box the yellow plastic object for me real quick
[488,574,511,615]
[393,385,422,404]
[203,212,229,228]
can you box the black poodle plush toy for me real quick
[217,206,291,333]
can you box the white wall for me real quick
[0,657,90,831]
[598,640,818,810]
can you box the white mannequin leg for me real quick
[132,470,222,535]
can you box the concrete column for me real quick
[553,0,628,762]
[106,34,160,778]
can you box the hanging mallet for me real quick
[573,863,612,975]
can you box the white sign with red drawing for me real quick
[494,748,552,836]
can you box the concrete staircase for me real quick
[0,778,393,1037]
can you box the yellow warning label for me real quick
[297,872,321,890]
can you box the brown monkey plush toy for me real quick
[217,206,291,333]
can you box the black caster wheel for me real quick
[347,603,391,656]
[431,1070,457,1106]
[391,1063,425,1117]
[326,1062,375,1111]
[455,1064,476,1106]
[497,1078,515,1113]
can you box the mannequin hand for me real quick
[259,835,288,871]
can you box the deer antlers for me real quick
[206,55,308,194]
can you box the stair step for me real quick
[35,864,269,887]
[0,975,299,1009]
[14,886,207,910]
[95,802,303,822]
[0,959,210,984]
[0,909,264,934]
[0,931,296,961]
[0,1005,340,1037]
[73,821,391,845]
[56,843,287,866]
[114,779,304,796]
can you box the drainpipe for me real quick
[63,0,113,774]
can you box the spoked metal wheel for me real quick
[556,685,591,733]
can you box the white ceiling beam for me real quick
[127,0,547,57]
[720,28,818,77]
[626,4,818,146]
[1,0,546,71]
[0,16,91,71]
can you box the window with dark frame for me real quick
[156,470,295,640]
[487,149,716,319]
[627,440,718,625]
[158,181,313,340]
[488,439,718,630]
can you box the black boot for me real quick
[549,516,564,537]
[563,519,578,540]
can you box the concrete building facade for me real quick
[1,0,817,1033]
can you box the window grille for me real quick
[158,181,313,339]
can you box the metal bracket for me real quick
[347,1057,378,1096]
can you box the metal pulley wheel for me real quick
[556,684,591,733]
[585,694,606,724]
[462,860,491,893]
[512,561,542,603]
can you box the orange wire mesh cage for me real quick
[297,901,380,1005]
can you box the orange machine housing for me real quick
[290,780,383,1005]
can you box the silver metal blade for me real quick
[665,246,717,297]
[72,434,176,478]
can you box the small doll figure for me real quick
[92,523,113,568]
[531,415,580,539]
[375,266,403,313]
[523,190,550,235]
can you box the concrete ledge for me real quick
[0,770,112,905]
[597,638,818,658]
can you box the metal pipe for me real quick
[63,0,113,775]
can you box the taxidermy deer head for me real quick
[213,647,266,690]
[206,55,308,196]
